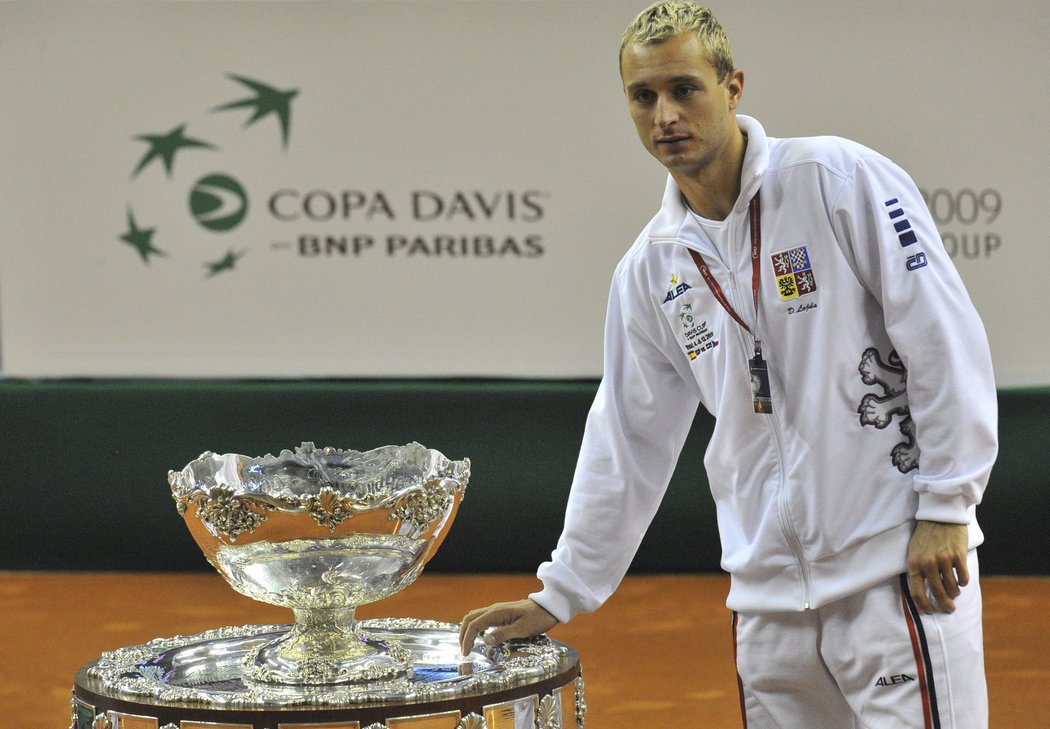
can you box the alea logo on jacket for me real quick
[663,273,693,303]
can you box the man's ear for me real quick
[726,68,745,111]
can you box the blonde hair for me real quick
[620,1,734,81]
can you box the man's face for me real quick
[621,32,743,178]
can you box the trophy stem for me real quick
[245,606,413,686]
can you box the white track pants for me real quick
[733,551,986,729]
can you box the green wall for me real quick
[1,380,1045,575]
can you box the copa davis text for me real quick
[270,189,548,258]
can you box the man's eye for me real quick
[675,86,697,98]
[634,90,655,103]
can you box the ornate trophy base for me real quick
[72,620,585,729]
[243,608,415,686]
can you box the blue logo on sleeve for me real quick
[883,198,918,247]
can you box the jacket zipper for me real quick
[726,253,813,611]
[768,411,813,610]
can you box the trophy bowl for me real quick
[168,442,470,687]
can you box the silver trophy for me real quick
[73,442,586,728]
[168,441,470,686]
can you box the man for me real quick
[460,2,997,727]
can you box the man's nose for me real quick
[655,97,679,127]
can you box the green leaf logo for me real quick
[120,73,297,276]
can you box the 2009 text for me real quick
[919,188,1001,226]
[919,188,1003,260]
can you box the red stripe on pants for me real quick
[900,586,935,729]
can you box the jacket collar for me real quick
[647,115,769,243]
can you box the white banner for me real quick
[1,1,1045,385]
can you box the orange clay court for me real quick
[2,571,1047,727]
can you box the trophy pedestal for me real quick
[71,620,585,729]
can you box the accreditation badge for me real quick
[748,351,773,414]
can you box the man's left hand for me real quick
[906,520,970,614]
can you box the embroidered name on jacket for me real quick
[770,245,818,300]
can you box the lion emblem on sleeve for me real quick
[857,347,920,473]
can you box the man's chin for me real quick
[657,153,700,175]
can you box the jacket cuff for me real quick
[527,588,572,625]
[915,491,972,524]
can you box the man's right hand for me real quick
[458,598,559,656]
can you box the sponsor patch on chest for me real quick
[677,303,719,360]
[770,245,818,300]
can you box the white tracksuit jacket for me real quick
[530,115,998,619]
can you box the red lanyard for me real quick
[687,193,762,351]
